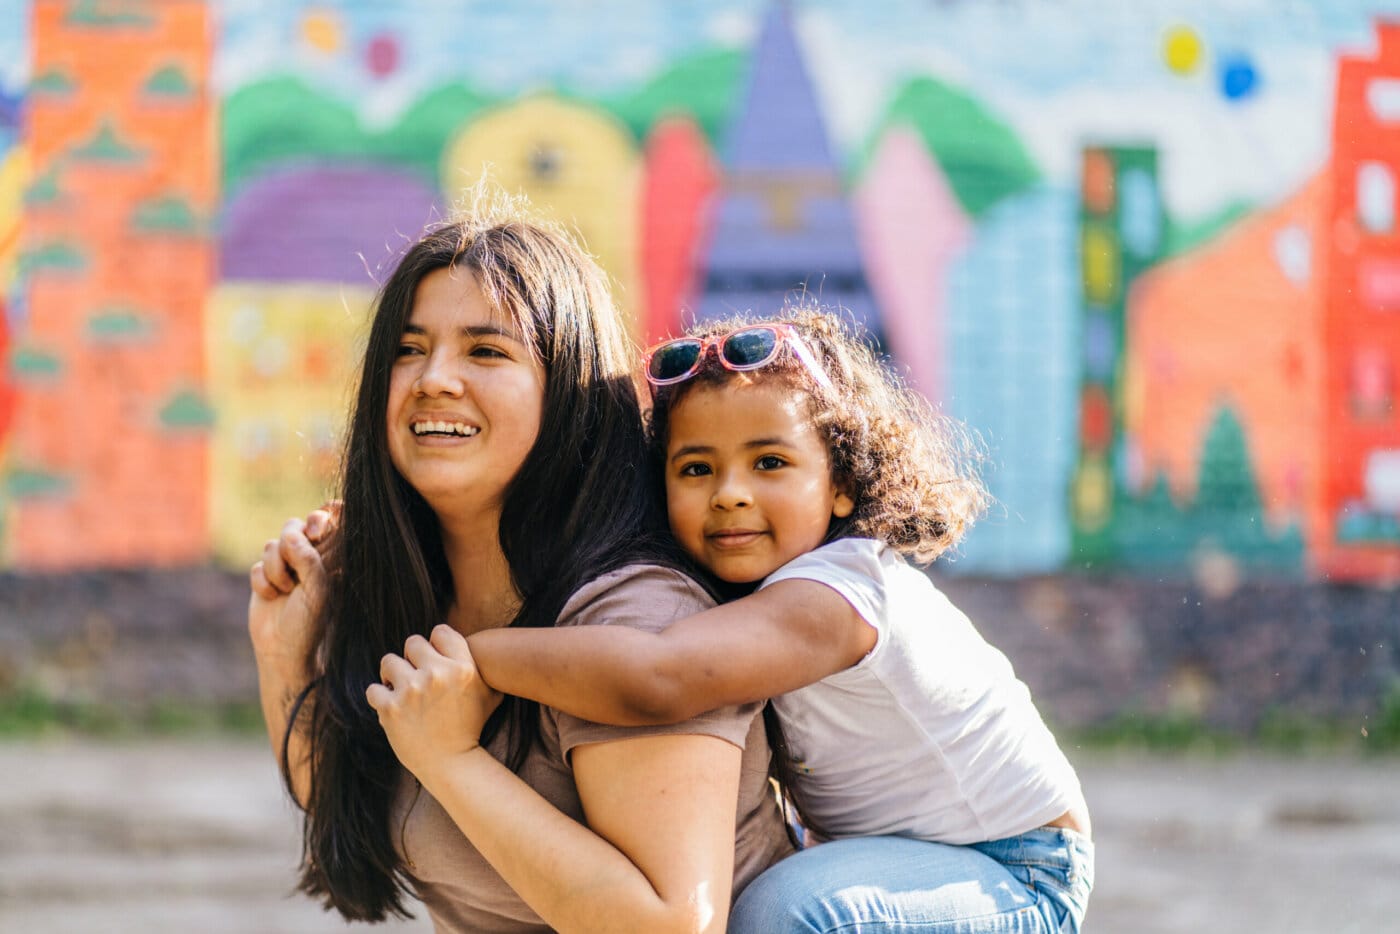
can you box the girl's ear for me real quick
[832,489,855,519]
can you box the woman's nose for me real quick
[414,352,465,397]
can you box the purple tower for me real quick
[695,3,881,342]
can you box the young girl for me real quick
[465,307,1094,933]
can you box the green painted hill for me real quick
[859,76,1040,218]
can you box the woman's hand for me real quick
[247,504,338,684]
[366,625,504,783]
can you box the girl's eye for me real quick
[396,344,423,357]
[471,345,508,359]
[678,462,711,477]
[755,455,786,471]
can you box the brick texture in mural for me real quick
[0,0,1397,583]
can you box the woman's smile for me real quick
[386,266,546,513]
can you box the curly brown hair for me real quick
[647,306,990,565]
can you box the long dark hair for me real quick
[286,211,671,921]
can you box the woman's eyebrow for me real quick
[400,323,523,341]
[461,323,522,340]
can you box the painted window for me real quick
[1352,347,1393,419]
[1357,161,1395,234]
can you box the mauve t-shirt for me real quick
[390,565,794,933]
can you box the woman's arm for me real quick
[468,578,875,726]
[370,627,741,934]
[247,513,335,807]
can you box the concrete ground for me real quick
[0,738,1395,933]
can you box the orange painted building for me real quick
[1126,173,1326,532]
[14,0,214,566]
[1317,23,1400,580]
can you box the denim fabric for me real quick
[728,828,1093,933]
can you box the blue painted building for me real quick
[943,185,1079,574]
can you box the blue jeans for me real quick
[729,828,1094,933]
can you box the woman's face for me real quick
[386,266,546,518]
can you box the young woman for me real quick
[460,309,1094,933]
[248,211,791,933]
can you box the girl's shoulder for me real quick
[556,563,716,633]
[769,537,896,580]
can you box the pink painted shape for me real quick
[854,126,971,402]
[639,117,718,345]
[1359,256,1400,311]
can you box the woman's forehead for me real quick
[405,266,529,338]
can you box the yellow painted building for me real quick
[206,284,371,565]
[441,95,642,335]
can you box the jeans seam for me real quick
[813,901,1046,933]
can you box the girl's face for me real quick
[664,379,854,583]
[386,266,546,519]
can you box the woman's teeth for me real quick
[413,421,480,437]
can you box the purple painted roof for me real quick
[219,165,443,284]
[697,4,879,339]
[724,4,834,171]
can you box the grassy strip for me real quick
[5,684,1400,755]
[0,685,266,738]
[1065,687,1400,756]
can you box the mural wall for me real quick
[2,0,1399,582]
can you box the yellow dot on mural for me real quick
[302,10,342,54]
[1163,25,1203,75]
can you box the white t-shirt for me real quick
[759,537,1085,845]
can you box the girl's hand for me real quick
[247,510,335,684]
[366,625,504,782]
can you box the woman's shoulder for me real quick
[555,563,716,633]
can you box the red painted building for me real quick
[1317,22,1400,580]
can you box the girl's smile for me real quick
[665,379,853,583]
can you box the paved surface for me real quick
[1,739,1396,932]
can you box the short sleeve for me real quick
[552,565,762,758]
[758,538,889,638]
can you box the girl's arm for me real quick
[468,578,874,726]
[372,627,741,934]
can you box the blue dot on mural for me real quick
[1120,169,1161,258]
[1084,312,1116,381]
[1220,55,1259,101]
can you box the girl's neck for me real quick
[437,510,522,635]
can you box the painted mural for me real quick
[2,0,1399,582]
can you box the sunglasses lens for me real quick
[648,339,703,383]
[721,327,780,369]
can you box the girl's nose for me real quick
[711,473,752,510]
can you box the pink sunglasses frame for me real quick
[641,323,834,392]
